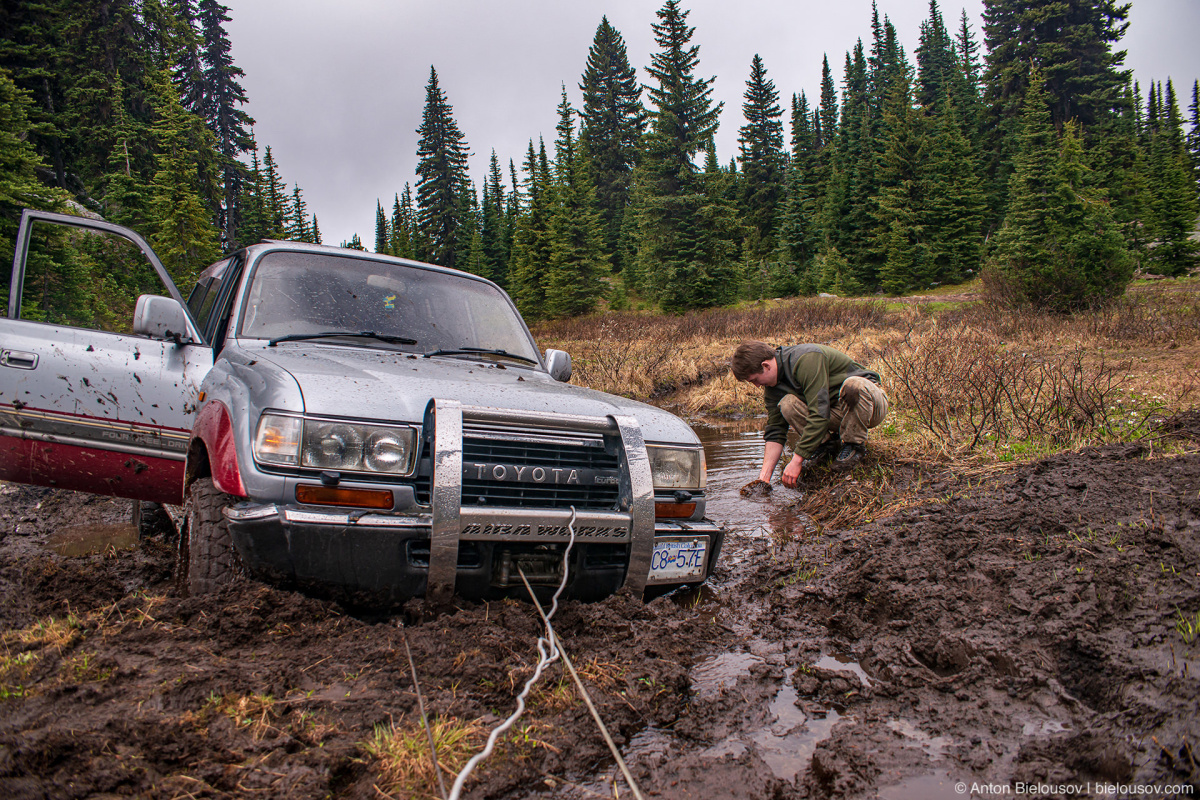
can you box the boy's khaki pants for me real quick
[778,376,888,447]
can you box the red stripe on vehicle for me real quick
[0,434,184,505]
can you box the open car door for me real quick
[0,210,213,505]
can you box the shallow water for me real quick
[694,420,820,539]
[48,523,139,557]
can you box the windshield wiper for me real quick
[267,331,418,347]
[423,347,538,365]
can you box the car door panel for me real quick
[1,210,212,504]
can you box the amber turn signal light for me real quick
[296,484,393,509]
[654,502,697,519]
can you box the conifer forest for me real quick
[2,0,1198,319]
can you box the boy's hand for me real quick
[781,454,805,488]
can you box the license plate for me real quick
[647,537,707,584]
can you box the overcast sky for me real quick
[225,0,1200,249]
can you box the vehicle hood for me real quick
[247,343,699,444]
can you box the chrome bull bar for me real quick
[423,398,655,607]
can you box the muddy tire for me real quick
[136,501,176,540]
[177,477,240,596]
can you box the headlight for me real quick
[305,423,364,470]
[254,413,302,466]
[253,413,417,476]
[647,446,705,490]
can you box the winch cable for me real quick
[447,507,578,800]
[399,625,449,800]
[518,568,647,800]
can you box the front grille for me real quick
[412,422,626,510]
[461,424,621,510]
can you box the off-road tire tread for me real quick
[178,477,240,596]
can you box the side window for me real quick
[10,217,180,334]
[187,278,213,320]
[205,257,242,351]
[189,259,230,335]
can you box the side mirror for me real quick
[133,295,196,344]
[544,349,572,382]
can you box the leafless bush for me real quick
[947,288,1200,347]
[565,318,678,397]
[872,322,1132,450]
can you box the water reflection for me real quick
[693,420,819,539]
[48,524,139,557]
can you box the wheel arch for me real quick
[189,400,248,497]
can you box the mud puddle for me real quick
[47,523,139,557]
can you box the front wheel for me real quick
[176,477,241,595]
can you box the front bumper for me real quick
[226,503,724,606]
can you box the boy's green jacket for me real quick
[762,344,880,457]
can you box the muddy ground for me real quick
[1,423,1198,799]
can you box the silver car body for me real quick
[1,210,722,604]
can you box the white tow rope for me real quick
[518,569,647,800]
[447,508,578,800]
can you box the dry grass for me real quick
[361,716,485,799]
[532,283,1200,437]
[534,297,890,401]
[533,282,1199,529]
[6,614,83,651]
[210,692,279,739]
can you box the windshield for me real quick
[237,251,540,362]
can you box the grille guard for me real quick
[423,399,655,608]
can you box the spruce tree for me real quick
[985,73,1133,310]
[172,0,205,113]
[834,41,881,289]
[916,0,954,110]
[508,140,555,316]
[310,215,321,244]
[637,0,738,311]
[0,69,65,268]
[237,136,269,245]
[952,10,983,141]
[375,200,389,253]
[553,85,577,182]
[980,0,1131,221]
[57,0,163,195]
[261,145,288,238]
[738,54,786,262]
[480,151,508,285]
[288,184,309,242]
[872,69,931,294]
[1143,79,1199,275]
[101,83,152,231]
[778,91,820,293]
[1188,80,1200,186]
[579,17,645,274]
[390,185,419,259]
[196,0,254,248]
[0,0,72,192]
[545,144,610,317]
[146,71,220,286]
[924,104,986,284]
[415,66,470,269]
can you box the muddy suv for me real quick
[1,210,722,605]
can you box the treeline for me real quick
[0,0,326,289]
[379,0,1200,315]
[2,0,1198,317]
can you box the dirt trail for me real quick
[1,432,1198,798]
